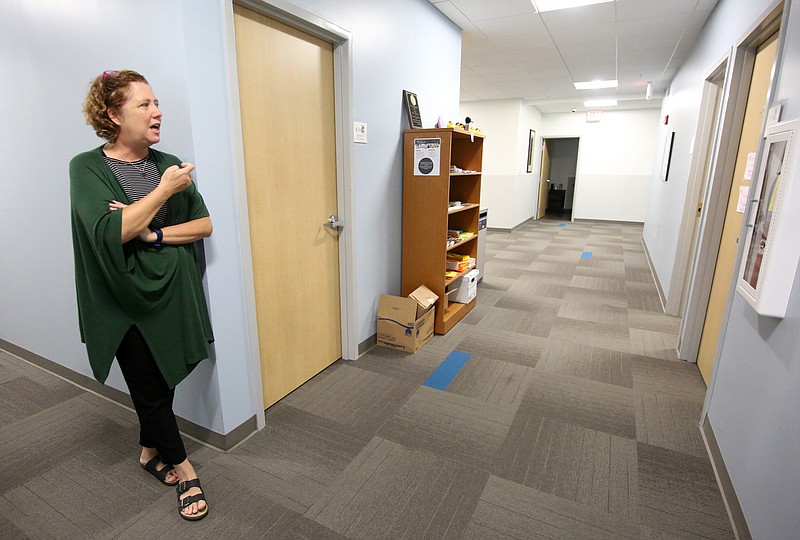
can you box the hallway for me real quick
[0,219,732,539]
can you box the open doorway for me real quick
[538,137,579,220]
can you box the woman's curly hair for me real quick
[83,70,148,143]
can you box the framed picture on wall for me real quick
[527,129,536,173]
[660,131,675,181]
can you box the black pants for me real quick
[115,325,187,465]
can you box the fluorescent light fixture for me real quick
[533,0,614,13]
[645,82,653,100]
[583,99,617,107]
[574,79,618,90]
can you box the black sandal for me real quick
[140,455,178,486]
[177,478,209,521]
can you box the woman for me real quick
[70,70,213,521]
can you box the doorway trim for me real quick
[666,55,729,318]
[224,0,357,427]
[538,135,581,220]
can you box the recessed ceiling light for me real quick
[532,0,614,13]
[574,79,618,90]
[584,99,617,107]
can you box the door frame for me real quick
[224,0,357,427]
[666,57,728,318]
[537,135,581,220]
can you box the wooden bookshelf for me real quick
[402,127,484,334]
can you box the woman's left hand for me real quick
[108,200,127,211]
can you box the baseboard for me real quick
[0,338,256,451]
[572,217,645,224]
[700,416,751,540]
[487,216,535,233]
[640,236,667,312]
[358,333,376,356]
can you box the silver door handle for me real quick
[324,215,343,229]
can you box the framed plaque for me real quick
[403,90,423,129]
[526,129,536,173]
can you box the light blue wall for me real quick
[0,0,462,436]
[645,0,800,537]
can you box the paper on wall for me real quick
[744,152,757,180]
[736,185,749,213]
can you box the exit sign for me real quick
[586,110,602,122]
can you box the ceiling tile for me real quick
[448,0,535,21]
[616,13,693,39]
[462,50,511,67]
[617,30,683,50]
[618,47,675,72]
[471,87,514,100]
[568,63,617,81]
[472,63,525,76]
[538,2,615,29]
[618,69,666,85]
[519,89,548,100]
[491,31,554,52]
[562,51,616,69]
[556,38,616,58]
[462,29,486,42]
[461,38,500,56]
[474,13,545,36]
[514,54,567,71]
[549,22,615,44]
[460,91,481,102]
[616,0,699,21]
[503,43,561,63]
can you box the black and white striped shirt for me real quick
[103,151,168,227]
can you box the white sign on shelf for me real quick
[413,138,441,176]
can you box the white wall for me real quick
[541,110,661,222]
[643,0,800,537]
[0,0,461,436]
[459,100,541,229]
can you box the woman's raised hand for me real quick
[159,163,195,196]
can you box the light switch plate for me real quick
[354,121,367,143]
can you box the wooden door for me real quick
[696,33,778,383]
[234,5,342,408]
[538,139,551,219]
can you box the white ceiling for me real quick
[428,0,720,113]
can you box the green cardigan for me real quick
[69,146,214,388]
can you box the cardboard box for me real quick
[447,269,479,303]
[377,285,438,353]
